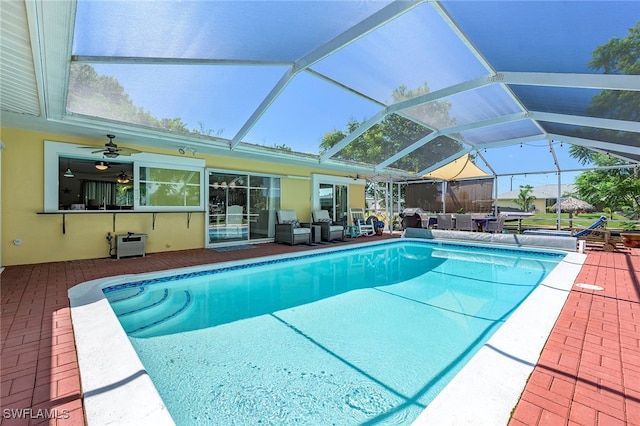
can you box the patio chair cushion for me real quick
[292,227,311,235]
[282,219,301,228]
[312,210,332,223]
[278,209,302,228]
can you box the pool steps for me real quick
[115,289,169,317]
[106,287,192,335]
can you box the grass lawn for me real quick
[520,212,633,230]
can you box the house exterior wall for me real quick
[349,185,365,210]
[280,178,312,222]
[497,198,547,213]
[0,128,363,266]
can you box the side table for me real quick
[345,225,359,238]
[310,225,321,243]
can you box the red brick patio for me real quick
[1,238,638,425]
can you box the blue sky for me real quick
[75,1,637,194]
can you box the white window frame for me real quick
[135,162,204,211]
[310,173,364,211]
[44,141,205,212]
[205,168,283,246]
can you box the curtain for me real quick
[445,178,494,213]
[81,180,116,207]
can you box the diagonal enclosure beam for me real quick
[320,69,639,170]
[531,111,640,133]
[322,74,494,163]
[230,0,426,150]
[388,75,494,115]
[547,133,640,158]
[318,110,388,161]
[376,132,440,170]
[375,112,527,170]
[500,72,640,91]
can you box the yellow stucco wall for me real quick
[349,184,365,209]
[280,178,312,222]
[1,128,363,266]
[497,199,547,213]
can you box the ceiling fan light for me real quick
[63,168,74,178]
[95,161,109,170]
[116,171,131,184]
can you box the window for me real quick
[45,141,205,212]
[58,157,134,210]
[138,166,201,208]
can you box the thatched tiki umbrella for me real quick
[551,197,596,228]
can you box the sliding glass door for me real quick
[207,171,280,245]
[319,183,348,226]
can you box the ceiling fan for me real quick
[79,134,142,158]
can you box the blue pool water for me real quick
[104,240,564,425]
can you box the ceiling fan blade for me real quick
[75,141,141,157]
[118,147,142,155]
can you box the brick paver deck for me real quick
[510,249,640,426]
[1,237,638,425]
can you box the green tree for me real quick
[569,22,640,218]
[516,185,536,212]
[67,64,196,134]
[572,153,640,218]
[577,22,640,143]
[319,82,462,173]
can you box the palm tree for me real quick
[516,185,536,212]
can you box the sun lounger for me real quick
[524,216,622,252]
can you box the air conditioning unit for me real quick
[116,233,147,259]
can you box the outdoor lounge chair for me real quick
[573,215,607,237]
[572,216,623,252]
[436,214,453,230]
[454,214,475,231]
[275,209,311,245]
[349,208,376,236]
[484,215,506,233]
[312,210,345,242]
[523,215,622,252]
[524,215,608,237]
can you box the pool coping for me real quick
[68,239,585,425]
[412,247,586,425]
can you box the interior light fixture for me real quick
[116,171,130,184]
[63,158,74,178]
[95,161,109,171]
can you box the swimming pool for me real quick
[69,239,586,425]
